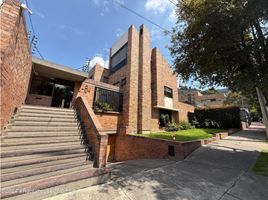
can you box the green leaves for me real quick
[170,0,268,94]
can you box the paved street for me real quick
[45,123,268,200]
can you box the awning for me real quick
[153,105,180,112]
[32,57,88,82]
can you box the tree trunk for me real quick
[256,87,268,137]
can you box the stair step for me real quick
[3,131,82,138]
[1,150,85,163]
[1,153,86,169]
[1,141,85,151]
[20,109,76,115]
[6,126,82,132]
[0,139,83,148]
[12,121,80,126]
[0,168,109,199]
[18,112,76,118]
[1,164,92,188]
[0,145,86,158]
[14,116,78,122]
[2,156,89,175]
[1,138,81,146]
[1,160,91,182]
[22,105,75,112]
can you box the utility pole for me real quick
[82,58,91,73]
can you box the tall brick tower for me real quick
[137,25,152,133]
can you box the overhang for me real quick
[32,57,88,82]
[153,105,180,112]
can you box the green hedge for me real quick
[194,106,241,129]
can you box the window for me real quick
[210,98,216,102]
[164,86,173,98]
[93,87,123,112]
[111,43,128,73]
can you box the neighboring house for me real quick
[179,88,228,108]
[179,89,202,105]
[195,92,227,108]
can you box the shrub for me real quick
[160,114,170,127]
[166,122,179,131]
[194,106,241,129]
[93,101,113,112]
[178,121,193,130]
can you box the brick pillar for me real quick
[122,25,139,133]
[138,25,151,133]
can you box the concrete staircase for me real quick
[0,105,110,200]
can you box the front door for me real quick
[51,83,74,108]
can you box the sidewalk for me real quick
[45,123,268,200]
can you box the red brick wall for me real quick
[177,102,195,122]
[108,26,139,134]
[26,94,52,106]
[0,0,32,129]
[95,112,121,130]
[137,25,151,132]
[151,48,179,108]
[75,96,108,168]
[88,64,109,83]
[115,134,202,161]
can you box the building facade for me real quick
[1,0,195,166]
[179,88,227,108]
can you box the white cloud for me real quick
[92,0,124,16]
[145,0,170,13]
[115,28,124,37]
[35,11,45,19]
[145,0,176,22]
[56,24,85,36]
[168,9,176,22]
[89,56,109,69]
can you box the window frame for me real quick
[164,86,173,98]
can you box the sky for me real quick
[23,0,224,89]
[24,0,176,69]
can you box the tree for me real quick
[170,0,268,96]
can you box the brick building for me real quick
[0,1,198,197]
[1,0,194,170]
[179,88,227,108]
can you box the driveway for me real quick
[45,123,268,200]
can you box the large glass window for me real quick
[164,86,173,98]
[111,43,128,73]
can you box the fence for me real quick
[93,87,123,112]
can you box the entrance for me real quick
[27,75,74,108]
[159,109,172,127]
[51,83,74,108]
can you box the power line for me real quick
[35,47,44,59]
[167,0,177,6]
[114,1,170,33]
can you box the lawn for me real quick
[138,128,228,142]
[252,150,268,176]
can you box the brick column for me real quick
[138,25,152,133]
[122,25,139,133]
